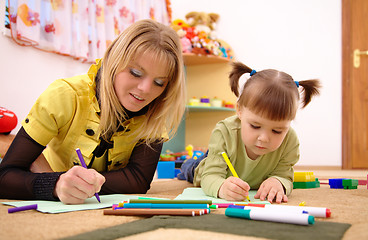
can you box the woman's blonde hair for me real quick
[229,62,321,120]
[99,19,186,145]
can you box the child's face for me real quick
[113,53,169,112]
[236,107,291,160]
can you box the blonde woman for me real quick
[0,19,186,204]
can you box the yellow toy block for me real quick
[294,172,316,182]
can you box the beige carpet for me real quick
[1,169,367,240]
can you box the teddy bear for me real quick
[171,12,233,58]
[185,11,220,40]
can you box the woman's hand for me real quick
[218,176,250,201]
[254,177,288,203]
[54,166,106,204]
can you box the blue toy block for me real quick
[329,178,347,189]
[156,161,175,179]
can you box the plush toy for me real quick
[0,107,18,135]
[171,12,233,59]
[185,11,220,38]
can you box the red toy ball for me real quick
[0,107,18,134]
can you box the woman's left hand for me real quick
[254,177,288,203]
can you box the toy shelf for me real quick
[183,53,231,65]
[162,53,236,154]
[186,106,235,112]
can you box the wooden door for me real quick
[342,0,368,169]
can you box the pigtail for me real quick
[229,62,253,97]
[298,79,321,108]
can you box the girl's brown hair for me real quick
[229,62,321,121]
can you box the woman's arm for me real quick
[0,127,62,200]
[100,140,163,194]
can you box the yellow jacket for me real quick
[22,60,147,172]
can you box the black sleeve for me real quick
[0,127,62,201]
[99,140,163,194]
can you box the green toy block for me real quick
[293,178,320,189]
[342,179,359,189]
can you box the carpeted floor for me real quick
[1,169,367,240]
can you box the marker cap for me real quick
[326,208,331,218]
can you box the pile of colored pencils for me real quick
[103,199,213,217]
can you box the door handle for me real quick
[354,49,368,68]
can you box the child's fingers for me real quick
[231,177,250,192]
[219,177,250,201]
[254,184,269,201]
[229,177,250,199]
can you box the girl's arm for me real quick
[99,140,163,194]
[0,127,63,200]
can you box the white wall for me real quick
[171,0,341,167]
[0,1,90,132]
[0,0,341,166]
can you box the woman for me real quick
[0,19,186,204]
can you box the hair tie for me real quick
[250,69,256,76]
[295,81,300,88]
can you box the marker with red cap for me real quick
[233,203,331,218]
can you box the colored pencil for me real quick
[128,199,212,204]
[120,203,209,209]
[221,152,250,202]
[103,208,208,216]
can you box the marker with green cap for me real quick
[225,207,315,225]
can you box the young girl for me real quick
[0,19,186,204]
[180,61,320,203]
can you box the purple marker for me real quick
[76,148,101,203]
[8,204,38,213]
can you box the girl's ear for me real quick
[236,104,242,119]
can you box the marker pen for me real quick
[225,207,315,225]
[8,204,38,213]
[228,205,309,215]
[233,204,331,218]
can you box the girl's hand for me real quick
[54,166,105,204]
[218,176,250,201]
[254,177,288,203]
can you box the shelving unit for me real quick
[187,106,235,112]
[162,54,237,153]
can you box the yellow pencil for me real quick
[221,152,250,202]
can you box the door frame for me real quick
[341,0,353,169]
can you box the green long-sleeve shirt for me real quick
[193,115,300,198]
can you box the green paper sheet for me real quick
[2,194,168,214]
[174,187,270,204]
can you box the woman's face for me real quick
[114,53,169,112]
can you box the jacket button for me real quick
[86,129,95,136]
